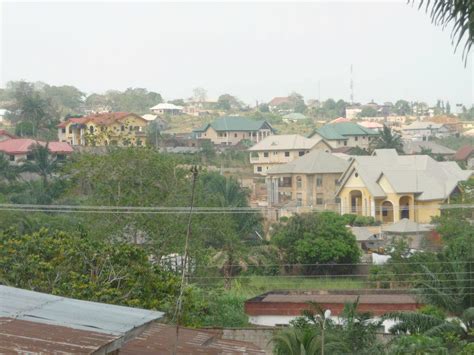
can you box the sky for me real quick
[1,0,472,106]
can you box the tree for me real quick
[216,94,243,111]
[445,101,451,115]
[394,100,412,116]
[358,106,378,118]
[0,154,18,182]
[42,85,85,115]
[146,120,162,148]
[20,143,62,189]
[193,87,207,102]
[288,92,307,113]
[410,0,473,63]
[259,103,269,112]
[271,212,360,273]
[370,125,404,153]
[104,88,162,113]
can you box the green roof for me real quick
[309,122,379,140]
[193,116,273,133]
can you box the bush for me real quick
[353,215,377,226]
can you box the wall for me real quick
[198,127,272,146]
[219,328,275,355]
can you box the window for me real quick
[129,126,133,131]
[248,132,252,137]
[273,151,278,155]
[335,197,341,204]
[264,152,269,157]
[89,126,94,134]
[316,175,323,187]
[285,151,290,157]
[316,193,324,205]
[257,166,262,172]
[61,128,66,134]
[355,137,358,141]
[134,126,140,131]
[26,154,34,161]
[335,179,340,186]
[234,133,238,137]
[299,151,305,156]
[344,141,347,146]
[68,127,72,134]
[121,125,125,132]
[136,139,142,146]
[296,193,303,206]
[251,152,259,159]
[296,176,302,188]
[9,155,15,162]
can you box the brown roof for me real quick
[454,145,474,161]
[262,293,417,304]
[268,96,291,107]
[0,317,119,354]
[0,129,16,139]
[57,112,146,128]
[0,138,73,155]
[121,323,264,354]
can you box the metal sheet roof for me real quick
[0,286,164,335]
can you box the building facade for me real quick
[248,134,332,175]
[402,121,453,141]
[309,122,379,149]
[336,149,473,224]
[57,112,148,147]
[193,116,274,146]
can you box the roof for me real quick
[57,112,145,128]
[142,113,158,121]
[268,96,291,106]
[121,323,265,354]
[402,140,456,155]
[283,112,307,120]
[0,285,164,335]
[337,149,473,201]
[0,139,73,155]
[464,128,474,137]
[329,117,351,124]
[403,121,445,130]
[259,292,417,305]
[454,145,474,161]
[248,134,324,151]
[194,116,273,133]
[350,226,379,241]
[310,122,379,140]
[359,121,384,129]
[0,317,119,354]
[150,103,184,110]
[266,149,349,175]
[383,219,433,234]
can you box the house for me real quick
[0,129,15,142]
[402,121,453,141]
[308,122,379,149]
[245,290,422,332]
[329,117,351,124]
[283,112,307,122]
[193,116,274,146]
[150,103,184,115]
[0,138,73,164]
[336,149,473,224]
[358,121,384,132]
[265,149,349,210]
[268,96,292,112]
[345,106,362,119]
[57,112,148,146]
[0,109,11,125]
[350,226,383,252]
[0,285,163,354]
[248,134,332,175]
[402,140,456,159]
[382,218,434,250]
[453,145,474,169]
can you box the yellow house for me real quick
[248,134,332,175]
[57,112,148,147]
[336,149,473,224]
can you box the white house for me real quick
[150,103,184,115]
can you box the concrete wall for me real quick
[220,328,275,355]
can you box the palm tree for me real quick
[370,125,404,153]
[388,335,448,355]
[20,143,61,188]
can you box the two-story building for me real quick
[193,116,274,146]
[401,121,453,141]
[266,149,349,210]
[248,134,332,175]
[57,112,148,147]
[308,122,379,149]
[336,149,473,224]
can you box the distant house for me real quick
[329,117,351,124]
[266,149,349,210]
[0,138,73,164]
[402,121,453,141]
[150,103,184,115]
[345,106,362,119]
[268,97,292,113]
[402,140,456,159]
[358,121,384,132]
[0,109,11,125]
[282,112,307,122]
[57,112,148,147]
[0,129,16,142]
[308,122,379,149]
[382,218,434,250]
[248,134,332,175]
[193,116,274,146]
[336,149,473,224]
[453,145,474,169]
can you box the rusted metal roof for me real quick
[0,317,119,354]
[120,323,265,354]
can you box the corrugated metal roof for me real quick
[0,317,119,354]
[310,122,379,140]
[383,218,433,234]
[0,286,164,335]
[120,323,265,354]
[248,134,323,151]
[194,116,273,133]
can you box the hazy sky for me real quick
[1,1,472,106]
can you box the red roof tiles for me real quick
[57,112,145,128]
[454,145,474,161]
[268,97,291,107]
[0,138,73,155]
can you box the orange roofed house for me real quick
[57,112,148,147]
